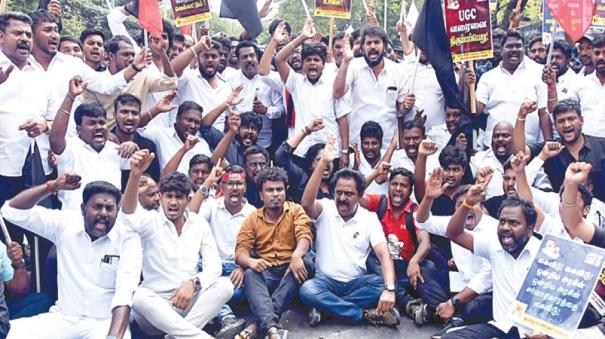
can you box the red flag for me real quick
[139,0,163,37]
[179,24,191,36]
[547,0,594,42]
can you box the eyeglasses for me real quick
[224,181,246,189]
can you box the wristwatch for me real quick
[198,185,210,198]
[384,283,396,292]
[190,277,202,292]
[450,295,463,311]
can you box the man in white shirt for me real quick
[121,150,233,339]
[79,28,105,71]
[274,18,351,166]
[542,41,583,104]
[300,140,400,327]
[333,25,415,151]
[439,181,541,338]
[1,174,142,339]
[352,121,393,194]
[49,78,135,210]
[391,120,440,177]
[471,31,551,147]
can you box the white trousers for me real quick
[7,306,131,339]
[132,276,233,339]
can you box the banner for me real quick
[542,0,566,44]
[314,0,352,19]
[444,0,494,62]
[171,0,211,27]
[511,235,605,339]
[593,0,605,27]
[546,0,594,42]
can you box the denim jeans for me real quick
[244,258,314,336]
[216,262,247,322]
[299,273,384,322]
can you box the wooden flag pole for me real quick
[546,21,558,64]
[410,49,422,93]
[301,0,312,19]
[384,0,388,31]
[468,60,477,114]
[0,0,7,13]
[328,17,335,59]
[400,0,407,22]
[508,0,523,30]
[361,0,369,13]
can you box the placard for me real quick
[171,0,212,27]
[314,0,352,19]
[444,0,494,62]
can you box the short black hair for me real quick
[0,12,32,32]
[74,102,107,126]
[332,32,345,46]
[105,35,132,55]
[360,25,388,46]
[501,30,525,47]
[269,19,291,35]
[389,167,414,188]
[82,181,121,206]
[304,143,325,171]
[528,35,542,50]
[213,36,231,51]
[352,29,361,42]
[243,145,269,164]
[113,93,141,113]
[235,40,260,59]
[257,167,288,190]
[189,154,212,170]
[360,121,383,142]
[331,168,366,196]
[551,40,572,59]
[79,28,105,44]
[492,28,506,44]
[403,120,426,135]
[498,196,537,227]
[59,36,82,49]
[173,31,185,44]
[552,99,582,120]
[159,171,193,195]
[301,42,327,63]
[224,164,246,176]
[240,112,263,132]
[29,9,56,31]
[439,145,468,168]
[593,34,605,49]
[177,101,203,118]
[558,183,593,207]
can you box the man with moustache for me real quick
[242,146,271,208]
[79,29,106,71]
[138,174,161,211]
[352,121,396,195]
[391,121,440,179]
[542,41,584,106]
[1,175,142,338]
[58,36,83,60]
[426,106,473,153]
[577,36,595,76]
[173,35,233,131]
[121,151,233,339]
[515,99,605,202]
[299,141,400,327]
[274,18,351,167]
[331,32,347,68]
[527,36,547,65]
[333,25,415,150]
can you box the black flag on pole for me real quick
[220,0,263,39]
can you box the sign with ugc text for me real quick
[444,0,493,62]
[314,0,352,19]
[170,0,211,27]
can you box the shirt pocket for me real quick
[385,87,399,108]
[97,259,119,289]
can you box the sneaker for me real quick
[404,298,422,318]
[413,302,428,325]
[308,307,322,327]
[216,315,246,339]
[430,317,465,339]
[363,308,401,327]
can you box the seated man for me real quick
[1,175,141,338]
[242,146,270,208]
[235,167,314,339]
[299,138,400,327]
[121,150,233,338]
[352,121,397,195]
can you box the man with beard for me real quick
[527,36,546,65]
[137,101,211,174]
[577,36,595,76]
[1,175,142,338]
[391,121,440,179]
[441,185,541,339]
[58,36,82,60]
[226,40,284,149]
[275,19,351,167]
[138,174,161,211]
[544,36,605,138]
[121,150,233,339]
[515,99,605,201]
[352,121,396,195]
[275,118,335,203]
[241,146,270,208]
[334,25,415,150]
[426,106,473,153]
[469,31,551,147]
[81,35,177,120]
[415,172,495,332]
[235,167,314,339]
[79,29,105,71]
[299,141,400,328]
[173,35,233,131]
[50,77,137,210]
[168,32,186,61]
[542,41,584,107]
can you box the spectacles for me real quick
[224,181,246,189]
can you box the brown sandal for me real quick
[234,323,257,339]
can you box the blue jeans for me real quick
[299,274,384,322]
[216,262,246,322]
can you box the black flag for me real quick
[220,0,263,39]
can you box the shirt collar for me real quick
[498,57,527,75]
[258,202,290,220]
[386,196,415,214]
[582,134,593,151]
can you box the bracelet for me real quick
[302,127,310,135]
[131,63,143,72]
[67,93,76,102]
[46,181,56,194]
[547,98,558,102]
[190,47,198,59]
[462,199,475,209]
[561,198,578,207]
[60,108,71,116]
[340,149,349,154]
[516,116,526,121]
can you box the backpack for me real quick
[376,195,419,247]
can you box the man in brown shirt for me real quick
[235,167,314,339]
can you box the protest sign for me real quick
[542,0,566,44]
[444,0,493,63]
[511,234,605,338]
[171,0,211,27]
[314,0,352,19]
[594,0,605,27]
[546,0,594,41]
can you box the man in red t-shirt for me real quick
[362,167,450,324]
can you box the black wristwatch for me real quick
[450,295,463,311]
[384,283,396,292]
[190,277,202,292]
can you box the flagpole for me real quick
[384,0,387,31]
[0,215,12,244]
[508,0,522,30]
[361,0,369,13]
[144,29,149,48]
[410,48,421,93]
[468,61,477,114]
[301,0,312,19]
[546,20,558,65]
[0,0,7,13]
[328,17,335,60]
[400,0,406,22]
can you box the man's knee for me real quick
[299,279,322,305]
[132,287,157,313]
[209,277,234,302]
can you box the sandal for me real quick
[265,326,288,339]
[234,323,258,339]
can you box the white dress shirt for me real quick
[476,58,547,146]
[474,230,541,332]
[178,68,232,131]
[345,58,405,151]
[401,61,445,131]
[350,153,388,195]
[56,137,127,210]
[121,209,222,293]
[555,68,584,102]
[199,197,256,263]
[0,52,59,177]
[0,204,142,319]
[390,149,440,178]
[285,69,351,157]
[228,71,285,148]
[426,123,453,151]
[314,199,386,283]
[569,72,605,138]
[415,212,494,294]
[136,126,211,173]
